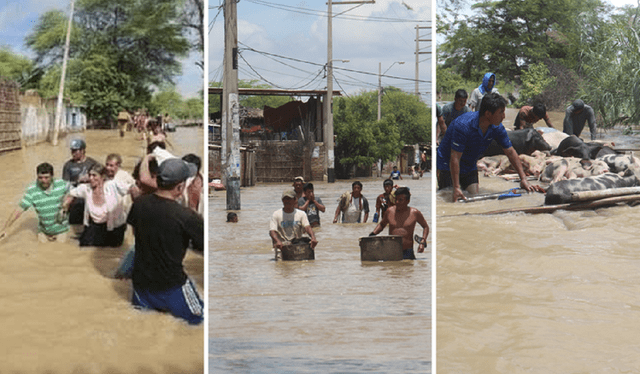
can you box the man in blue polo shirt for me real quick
[437,93,543,202]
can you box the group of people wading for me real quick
[269,177,430,260]
[1,134,205,325]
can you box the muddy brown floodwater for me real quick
[437,108,640,372]
[209,176,432,373]
[0,127,204,374]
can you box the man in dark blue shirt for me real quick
[437,93,543,202]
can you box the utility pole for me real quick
[223,0,241,210]
[414,24,430,99]
[53,0,74,146]
[325,0,374,183]
[378,61,404,121]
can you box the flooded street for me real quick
[437,108,640,372]
[0,127,204,373]
[209,177,432,373]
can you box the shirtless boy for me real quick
[369,187,429,260]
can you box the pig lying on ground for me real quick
[477,155,511,176]
[540,157,610,183]
[542,131,569,150]
[482,128,552,157]
[597,153,640,175]
[545,171,639,205]
[552,135,617,160]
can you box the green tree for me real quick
[26,0,190,122]
[439,0,607,84]
[381,88,431,145]
[577,6,640,128]
[334,89,426,175]
[0,48,41,90]
[515,62,556,106]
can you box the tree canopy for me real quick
[333,89,430,176]
[439,0,607,84]
[25,0,197,122]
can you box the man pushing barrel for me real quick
[369,187,429,260]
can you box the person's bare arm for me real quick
[313,198,325,213]
[333,204,342,223]
[139,154,157,189]
[0,208,23,241]
[269,230,283,249]
[304,225,318,248]
[450,150,466,202]
[503,147,543,193]
[415,210,429,253]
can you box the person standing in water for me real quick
[333,181,370,224]
[468,72,499,111]
[369,187,429,260]
[1,163,70,243]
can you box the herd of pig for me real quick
[476,128,640,205]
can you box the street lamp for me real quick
[324,58,349,183]
[378,61,405,121]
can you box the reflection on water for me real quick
[209,177,432,373]
[0,128,203,373]
[437,111,640,372]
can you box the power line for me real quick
[245,0,431,23]
[240,44,430,83]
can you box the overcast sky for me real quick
[0,0,202,98]
[208,0,432,102]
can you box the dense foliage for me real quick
[334,89,430,173]
[24,0,200,123]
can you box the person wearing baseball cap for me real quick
[62,138,98,224]
[269,189,318,252]
[563,99,598,140]
[126,157,203,325]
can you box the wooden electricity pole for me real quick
[223,0,241,209]
[53,0,74,146]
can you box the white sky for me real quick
[208,0,433,101]
[0,0,202,98]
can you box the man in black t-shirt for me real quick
[127,158,204,325]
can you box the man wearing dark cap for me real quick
[563,99,597,140]
[62,138,98,224]
[127,158,204,325]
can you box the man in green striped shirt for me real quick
[1,163,70,243]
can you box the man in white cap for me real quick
[270,189,318,251]
[563,99,597,140]
[126,158,204,325]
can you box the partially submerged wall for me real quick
[0,79,22,153]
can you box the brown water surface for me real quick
[0,128,204,373]
[209,177,432,372]
[437,114,640,372]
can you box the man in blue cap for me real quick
[563,99,597,140]
[62,139,98,224]
[127,158,204,325]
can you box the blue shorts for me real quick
[132,279,204,325]
[403,248,416,260]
